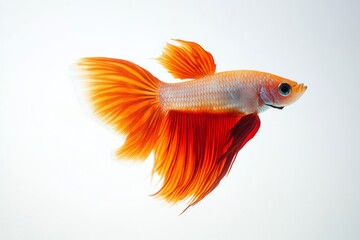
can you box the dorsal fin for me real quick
[157,39,216,80]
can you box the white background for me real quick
[1,0,359,239]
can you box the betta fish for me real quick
[76,39,307,212]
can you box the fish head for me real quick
[260,74,307,109]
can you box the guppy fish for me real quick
[77,39,307,211]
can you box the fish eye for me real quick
[278,82,292,96]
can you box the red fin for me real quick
[157,39,216,80]
[208,113,261,201]
[77,57,164,161]
[152,111,260,211]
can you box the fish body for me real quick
[77,39,307,212]
[160,71,264,114]
[160,70,306,114]
[160,70,280,114]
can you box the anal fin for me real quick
[152,111,260,212]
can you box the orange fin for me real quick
[152,111,260,212]
[77,57,164,161]
[157,39,216,79]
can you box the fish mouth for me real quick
[295,83,308,93]
[265,104,284,110]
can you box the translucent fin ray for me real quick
[152,111,260,212]
[157,39,216,79]
[77,57,164,161]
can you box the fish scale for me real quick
[159,70,269,114]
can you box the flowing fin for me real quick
[157,39,216,80]
[152,111,260,212]
[77,57,164,161]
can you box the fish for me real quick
[76,39,307,212]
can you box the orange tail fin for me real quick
[77,57,164,161]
